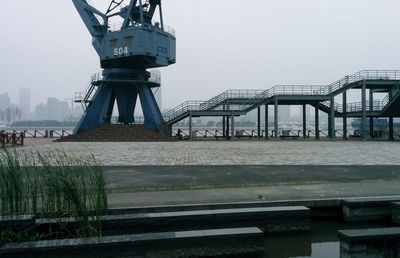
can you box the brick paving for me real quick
[20,140,400,166]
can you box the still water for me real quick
[263,219,392,258]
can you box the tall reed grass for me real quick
[0,148,108,237]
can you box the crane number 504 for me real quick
[114,47,129,56]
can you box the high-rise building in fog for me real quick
[298,105,311,120]
[33,98,69,121]
[0,92,10,111]
[279,105,291,122]
[19,88,31,118]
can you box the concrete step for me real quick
[36,206,311,236]
[0,227,264,258]
[338,227,400,257]
[341,196,400,222]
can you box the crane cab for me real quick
[99,25,176,69]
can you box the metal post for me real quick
[257,107,261,137]
[231,112,235,141]
[158,0,165,30]
[226,115,230,139]
[343,91,347,140]
[189,111,192,140]
[370,117,374,138]
[369,90,374,138]
[265,104,269,140]
[315,106,320,140]
[362,80,367,141]
[389,117,394,140]
[274,97,279,140]
[222,116,225,137]
[303,104,307,138]
[330,96,335,140]
[222,104,226,137]
[139,0,144,24]
[328,114,331,138]
[226,103,230,139]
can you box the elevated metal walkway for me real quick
[163,70,400,141]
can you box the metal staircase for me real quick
[199,90,263,111]
[318,70,400,96]
[241,85,327,112]
[163,101,204,125]
[74,74,99,112]
[162,71,400,125]
[89,69,400,126]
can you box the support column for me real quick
[274,97,279,140]
[362,80,367,141]
[231,112,235,141]
[257,107,261,137]
[315,106,320,140]
[222,116,225,137]
[222,104,226,137]
[226,115,230,139]
[369,90,374,138]
[389,117,394,140]
[189,112,193,141]
[343,91,347,140]
[328,114,331,138]
[330,96,335,140]
[226,103,230,139]
[265,104,269,140]
[370,117,374,138]
[303,104,307,138]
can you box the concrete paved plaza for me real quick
[22,140,400,166]
[18,140,400,207]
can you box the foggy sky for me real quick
[1,0,400,110]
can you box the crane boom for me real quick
[72,0,108,54]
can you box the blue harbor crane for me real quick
[72,0,176,134]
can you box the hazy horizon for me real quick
[1,0,400,110]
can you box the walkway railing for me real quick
[163,101,205,123]
[108,21,176,36]
[0,131,24,147]
[317,70,400,95]
[90,71,161,84]
[199,90,264,111]
[22,130,72,138]
[241,85,327,111]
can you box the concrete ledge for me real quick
[108,198,340,218]
[338,227,400,258]
[0,227,264,258]
[338,227,400,244]
[392,202,400,224]
[342,196,400,222]
[36,206,311,236]
[0,215,35,232]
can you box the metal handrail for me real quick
[163,71,400,124]
[199,90,264,111]
[108,21,176,36]
[241,85,327,111]
[163,101,205,122]
[317,70,400,95]
[91,71,161,84]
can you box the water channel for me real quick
[263,219,394,258]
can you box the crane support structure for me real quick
[72,0,176,134]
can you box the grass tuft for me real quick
[0,148,108,238]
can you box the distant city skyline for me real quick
[19,88,31,118]
[2,1,400,110]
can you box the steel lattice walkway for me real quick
[162,70,400,141]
